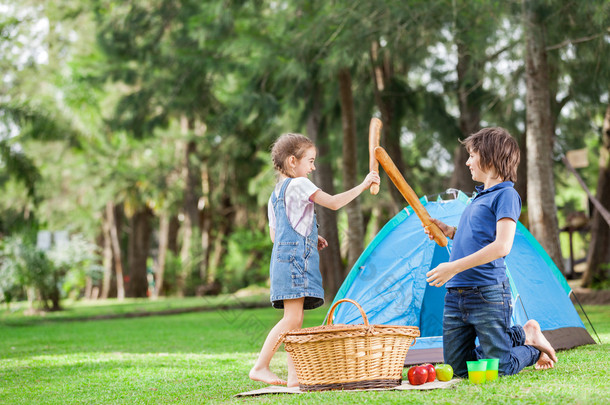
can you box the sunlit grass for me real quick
[0,292,269,325]
[1,300,609,404]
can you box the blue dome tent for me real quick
[329,191,596,365]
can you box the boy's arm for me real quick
[426,218,517,287]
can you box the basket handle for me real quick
[325,298,369,326]
[272,331,289,353]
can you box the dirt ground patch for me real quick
[570,287,610,305]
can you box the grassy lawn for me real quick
[0,297,609,404]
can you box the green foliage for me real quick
[0,0,608,299]
[0,235,58,309]
[591,263,610,290]
[159,250,182,296]
[0,253,19,308]
[220,228,273,293]
[47,234,103,299]
[0,139,41,200]
[0,233,102,310]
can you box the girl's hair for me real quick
[461,127,521,182]
[271,133,315,177]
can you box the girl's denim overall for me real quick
[269,178,324,310]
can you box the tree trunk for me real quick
[201,166,213,283]
[153,212,170,298]
[84,276,93,300]
[128,206,153,298]
[178,116,203,296]
[583,103,610,287]
[48,271,62,311]
[338,67,364,272]
[207,193,234,294]
[523,0,565,273]
[515,131,528,211]
[451,40,482,192]
[100,209,114,299]
[307,80,343,299]
[370,40,405,212]
[168,215,180,254]
[106,201,125,300]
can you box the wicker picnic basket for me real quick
[275,298,420,391]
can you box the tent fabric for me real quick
[329,191,595,365]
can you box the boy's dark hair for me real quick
[460,127,520,182]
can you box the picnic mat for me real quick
[236,378,460,397]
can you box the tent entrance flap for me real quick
[419,243,449,338]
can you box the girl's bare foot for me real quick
[287,378,299,388]
[523,320,558,365]
[249,367,287,385]
[287,364,299,388]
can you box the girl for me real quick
[249,133,380,387]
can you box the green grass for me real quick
[0,293,269,325]
[1,298,609,404]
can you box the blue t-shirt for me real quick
[446,181,522,288]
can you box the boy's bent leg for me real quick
[507,325,526,347]
[468,283,538,376]
[523,319,557,369]
[443,289,477,378]
[524,319,557,362]
[505,322,553,369]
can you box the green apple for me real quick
[435,364,453,381]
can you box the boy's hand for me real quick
[362,171,381,189]
[424,218,455,239]
[426,262,457,287]
[317,235,328,251]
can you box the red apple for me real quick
[422,363,436,382]
[407,365,429,385]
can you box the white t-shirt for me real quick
[268,177,320,237]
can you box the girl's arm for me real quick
[426,218,516,287]
[270,228,275,243]
[311,171,379,210]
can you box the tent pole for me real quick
[569,290,602,344]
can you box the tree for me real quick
[583,103,610,287]
[338,68,365,270]
[522,0,565,272]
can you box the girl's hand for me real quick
[426,262,457,287]
[423,218,455,239]
[362,171,381,189]
[317,235,328,250]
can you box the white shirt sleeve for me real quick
[287,177,319,202]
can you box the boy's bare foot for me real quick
[535,352,555,370]
[523,320,558,365]
[249,367,287,385]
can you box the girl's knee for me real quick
[283,314,303,330]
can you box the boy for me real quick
[425,127,557,378]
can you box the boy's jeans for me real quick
[443,281,540,377]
